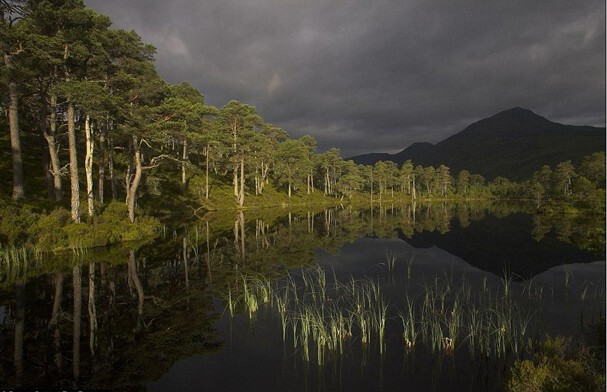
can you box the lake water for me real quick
[0,202,604,390]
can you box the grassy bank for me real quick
[0,201,160,253]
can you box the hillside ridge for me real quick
[348,108,605,180]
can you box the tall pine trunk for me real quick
[84,115,94,217]
[259,161,269,195]
[181,139,187,193]
[42,134,53,199]
[43,93,63,201]
[126,135,143,223]
[125,141,133,204]
[233,164,238,198]
[5,53,24,200]
[67,103,80,223]
[98,123,106,203]
[40,98,53,199]
[108,136,117,200]
[238,156,245,207]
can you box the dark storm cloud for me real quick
[84,0,605,157]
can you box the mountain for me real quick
[348,152,394,166]
[348,107,606,180]
[393,142,434,163]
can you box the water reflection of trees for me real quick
[193,200,602,309]
[532,213,605,254]
[0,248,221,389]
[181,201,525,290]
[0,200,602,389]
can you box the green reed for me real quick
[222,265,541,367]
[398,297,417,349]
[225,285,235,317]
[385,252,397,275]
[0,245,30,282]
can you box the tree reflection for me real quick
[127,250,144,331]
[531,212,605,253]
[14,280,24,388]
[72,265,82,385]
[0,200,602,389]
[48,273,63,375]
[88,264,97,356]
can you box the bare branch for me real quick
[140,138,152,148]
[142,154,184,170]
[49,163,70,177]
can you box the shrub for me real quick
[0,205,38,244]
[27,208,71,250]
[99,201,130,223]
[121,216,161,242]
[25,202,160,251]
[64,222,112,249]
[506,336,606,392]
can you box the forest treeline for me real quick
[1,1,604,234]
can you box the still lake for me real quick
[0,202,604,391]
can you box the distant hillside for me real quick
[348,108,606,180]
[348,152,394,166]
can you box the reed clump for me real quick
[0,244,30,282]
[0,244,55,284]
[223,266,537,366]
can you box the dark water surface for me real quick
[0,203,604,390]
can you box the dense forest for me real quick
[0,1,604,250]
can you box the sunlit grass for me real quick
[220,264,601,367]
[384,251,397,275]
[0,245,29,282]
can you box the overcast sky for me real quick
[84,0,605,157]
